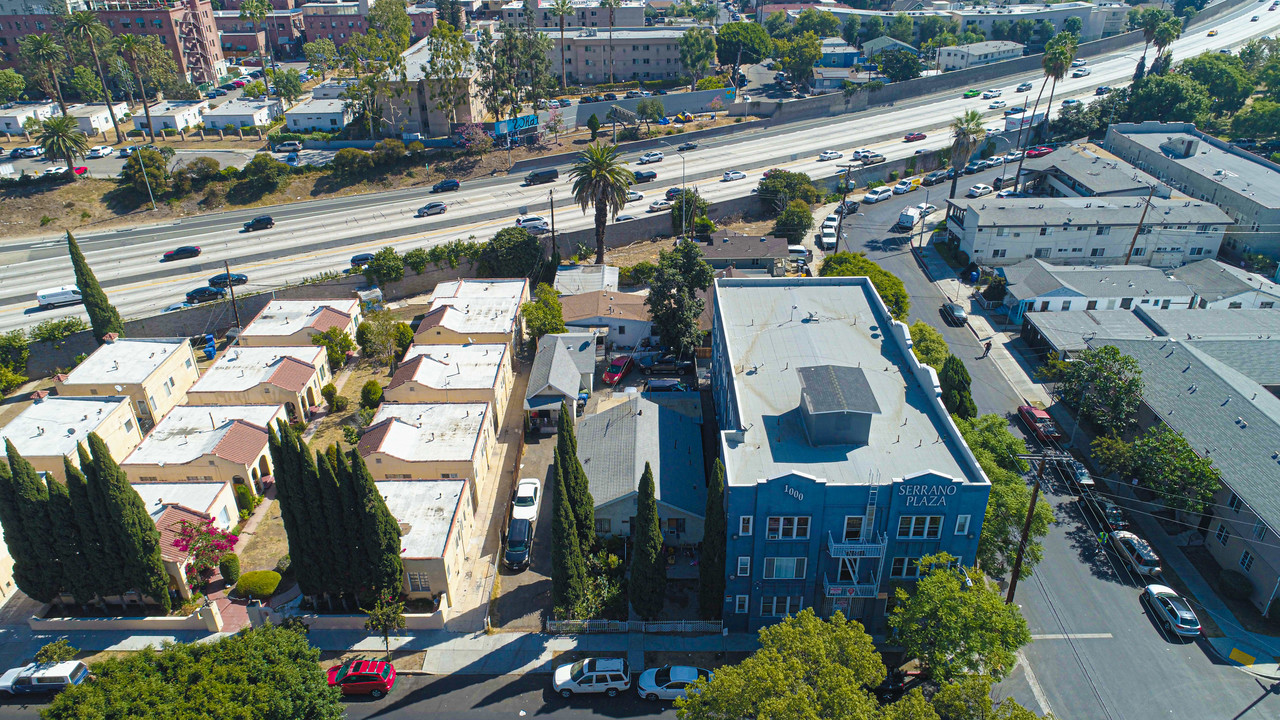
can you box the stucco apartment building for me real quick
[184,345,330,420]
[379,35,480,137]
[0,395,142,483]
[122,404,288,495]
[414,279,530,347]
[937,40,1023,71]
[65,102,130,136]
[712,277,991,633]
[0,101,58,135]
[561,290,652,349]
[54,336,200,428]
[1167,259,1280,310]
[238,299,361,347]
[135,481,238,600]
[378,479,474,603]
[135,100,209,132]
[501,0,645,27]
[357,402,498,492]
[384,343,514,419]
[544,27,688,84]
[998,258,1195,324]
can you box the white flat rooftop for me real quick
[123,405,285,467]
[715,277,984,487]
[398,344,507,390]
[433,279,528,302]
[0,396,131,458]
[61,337,189,386]
[360,403,489,463]
[132,482,227,520]
[240,299,358,339]
[190,346,324,393]
[377,480,466,558]
[419,279,528,336]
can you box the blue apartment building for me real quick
[711,277,992,633]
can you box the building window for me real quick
[1252,521,1267,542]
[890,557,920,578]
[955,515,971,535]
[1229,492,1243,512]
[1240,550,1254,573]
[737,556,751,577]
[124,419,135,433]
[760,595,802,617]
[897,515,943,540]
[1131,247,1145,257]
[408,572,431,592]
[843,516,863,542]
[1060,301,1071,311]
[991,249,1006,258]
[1229,301,1244,309]
[1091,248,1106,257]
[734,595,749,613]
[1216,523,1230,545]
[1189,247,1205,256]
[666,518,686,534]
[1262,302,1275,309]
[1039,228,1047,236]
[595,518,611,533]
[766,516,810,540]
[739,516,753,536]
[762,557,807,579]
[185,358,193,368]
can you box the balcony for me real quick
[823,574,879,599]
[827,532,887,558]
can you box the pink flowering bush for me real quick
[174,519,239,590]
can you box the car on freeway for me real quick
[415,201,448,217]
[186,286,227,304]
[638,151,664,164]
[989,100,1007,109]
[981,89,1002,99]
[851,148,874,160]
[431,178,461,192]
[626,190,644,202]
[0,661,89,696]
[615,215,636,222]
[1096,86,1113,95]
[1142,585,1202,637]
[892,178,920,194]
[327,659,397,698]
[863,153,887,165]
[1111,530,1162,576]
[966,183,993,198]
[1253,14,1259,19]
[963,89,981,98]
[1071,67,1091,77]
[511,477,541,522]
[553,658,631,698]
[603,355,633,384]
[1004,106,1025,115]
[1016,81,1034,92]
[677,141,699,151]
[162,302,194,313]
[162,246,201,262]
[722,170,746,182]
[636,665,711,702]
[1018,404,1063,442]
[941,302,968,326]
[87,145,114,158]
[243,215,274,231]
[351,253,374,268]
[648,199,672,212]
[818,150,843,161]
[633,169,658,183]
[1026,146,1055,158]
[665,186,686,200]
[862,186,894,204]
[208,272,248,288]
[1208,28,1218,35]
[922,169,951,186]
[1071,58,1087,67]
[516,215,546,228]
[638,353,693,375]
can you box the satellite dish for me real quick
[114,385,124,392]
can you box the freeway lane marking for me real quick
[1030,633,1114,640]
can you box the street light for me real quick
[660,140,689,236]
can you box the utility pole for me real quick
[134,147,158,212]
[914,189,930,250]
[224,260,242,329]
[1122,184,1157,265]
[1006,453,1050,604]
[549,188,558,264]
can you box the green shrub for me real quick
[867,180,886,189]
[235,570,281,600]
[288,420,307,435]
[342,424,360,445]
[618,261,657,286]
[274,554,291,575]
[321,383,338,406]
[331,395,350,412]
[219,553,241,585]
[233,484,256,512]
[1218,569,1254,601]
[360,380,383,409]
[888,170,899,181]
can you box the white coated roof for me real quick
[284,97,349,115]
[122,405,285,467]
[399,344,507,390]
[189,346,324,393]
[377,480,466,558]
[132,482,227,520]
[422,279,528,336]
[362,403,489,462]
[62,338,190,386]
[240,299,358,339]
[0,396,131,459]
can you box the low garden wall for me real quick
[28,603,223,632]
[246,602,447,630]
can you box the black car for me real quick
[942,302,968,326]
[633,170,657,184]
[922,170,950,186]
[219,83,236,91]
[603,92,618,101]
[676,141,699,152]
[186,286,227,304]
[503,517,533,571]
[432,178,461,193]
[665,186,686,201]
[162,246,201,262]
[351,253,375,268]
[7,147,22,159]
[243,215,274,231]
[208,272,248,288]
[639,354,694,375]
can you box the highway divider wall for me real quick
[511,116,772,173]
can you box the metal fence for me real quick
[545,619,724,634]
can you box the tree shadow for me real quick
[99,184,152,215]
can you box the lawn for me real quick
[307,360,393,452]
[238,501,290,574]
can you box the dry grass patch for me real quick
[238,500,289,573]
[318,649,428,673]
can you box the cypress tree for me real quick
[698,459,726,620]
[550,455,586,617]
[347,451,404,598]
[334,446,370,599]
[557,404,595,556]
[67,231,123,343]
[292,427,328,597]
[0,447,38,601]
[269,421,326,598]
[76,443,126,602]
[48,466,94,605]
[5,441,61,603]
[629,462,666,620]
[940,354,977,420]
[315,451,356,596]
[86,433,170,612]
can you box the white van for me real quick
[897,207,922,230]
[35,286,83,310]
[788,244,811,260]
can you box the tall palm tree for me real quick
[569,143,633,264]
[240,0,277,107]
[1151,18,1182,73]
[36,116,90,180]
[1137,9,1168,68]
[113,35,156,142]
[63,11,123,144]
[601,0,620,84]
[947,110,985,200]
[550,0,573,89]
[1037,34,1077,138]
[1013,37,1072,185]
[19,34,68,116]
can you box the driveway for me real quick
[490,432,555,631]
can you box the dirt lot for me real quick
[238,501,290,574]
[307,360,394,451]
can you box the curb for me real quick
[1202,637,1280,682]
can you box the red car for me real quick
[1018,405,1064,443]
[603,355,633,385]
[327,659,397,698]
[1025,146,1055,158]
[232,79,248,88]
[904,132,927,142]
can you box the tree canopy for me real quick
[521,282,567,340]
[1054,344,1143,431]
[819,252,910,320]
[645,241,714,355]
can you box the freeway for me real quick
[0,3,1275,332]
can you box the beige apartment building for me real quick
[413,279,530,347]
[136,482,239,600]
[384,344,513,419]
[238,299,362,347]
[185,346,329,420]
[379,479,475,603]
[122,405,288,495]
[0,395,142,483]
[357,402,497,491]
[544,27,688,84]
[54,336,200,427]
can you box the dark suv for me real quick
[922,169,951,186]
[432,178,461,193]
[243,215,274,231]
[638,354,693,375]
[503,517,533,571]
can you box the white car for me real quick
[966,184,993,198]
[821,213,840,230]
[915,202,937,216]
[722,170,746,182]
[626,190,644,202]
[1071,58,1087,67]
[851,148,873,159]
[87,145,114,158]
[892,179,918,194]
[987,155,1005,166]
[515,215,546,228]
[553,658,631,698]
[648,199,672,212]
[1071,67,1092,77]
[18,146,43,157]
[636,665,711,702]
[818,150,843,161]
[43,166,68,175]
[511,477,541,522]
[1004,150,1024,161]
[996,189,1021,199]
[862,186,894,203]
[638,151,664,164]
[989,100,1006,109]
[819,227,837,250]
[982,89,1002,99]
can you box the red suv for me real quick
[603,355,633,385]
[327,659,397,698]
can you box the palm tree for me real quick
[36,116,90,180]
[550,0,573,89]
[114,35,156,142]
[1151,18,1182,73]
[1013,36,1073,185]
[1137,9,1168,69]
[19,34,68,116]
[1037,34,1077,136]
[63,11,123,144]
[947,110,986,200]
[601,0,620,84]
[569,143,633,264]
[240,0,277,107]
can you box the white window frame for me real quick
[843,515,864,542]
[890,557,920,579]
[897,515,943,540]
[955,514,971,536]
[766,516,811,540]
[762,557,807,580]
[739,516,753,536]
[734,595,748,613]
[736,556,751,577]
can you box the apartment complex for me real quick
[238,299,361,346]
[54,336,200,428]
[357,402,498,490]
[937,40,1023,71]
[413,279,529,346]
[543,27,688,84]
[184,345,329,420]
[121,404,287,494]
[379,34,482,137]
[384,343,514,418]
[0,395,142,483]
[997,258,1194,324]
[500,0,645,28]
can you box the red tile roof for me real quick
[309,307,352,333]
[413,305,449,335]
[155,504,212,564]
[355,418,394,456]
[211,420,269,465]
[267,356,317,393]
[386,355,424,391]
